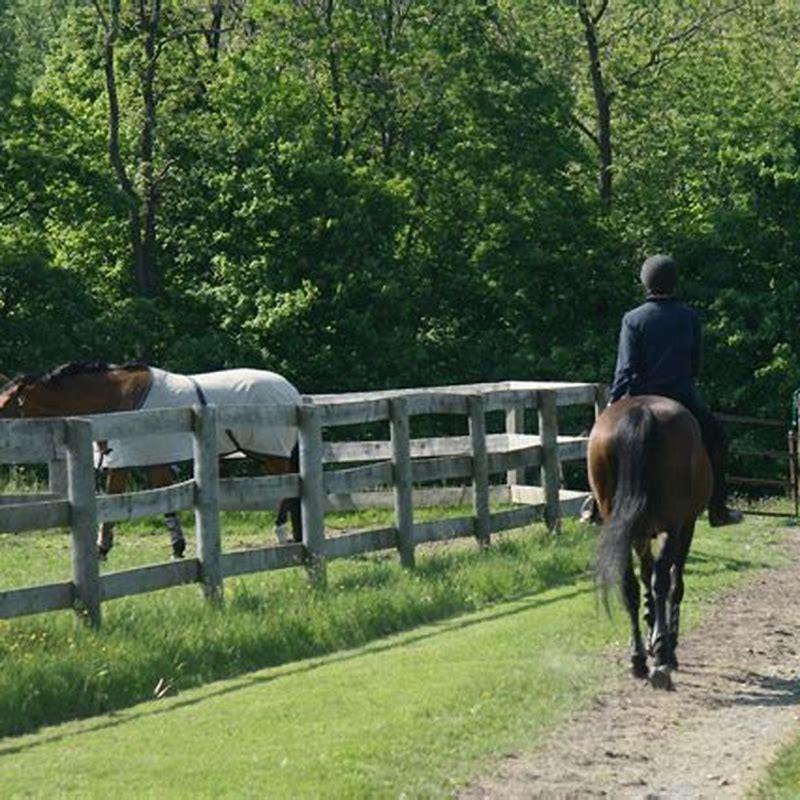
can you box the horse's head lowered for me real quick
[0,376,32,419]
[0,362,151,419]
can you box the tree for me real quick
[562,1,746,213]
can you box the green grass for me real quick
[0,506,591,738]
[0,514,787,798]
[752,736,800,799]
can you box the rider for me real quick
[583,253,743,527]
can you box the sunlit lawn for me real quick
[0,509,787,797]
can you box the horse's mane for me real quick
[16,361,148,388]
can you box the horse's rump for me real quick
[102,368,301,468]
[589,395,710,531]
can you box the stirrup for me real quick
[709,507,744,527]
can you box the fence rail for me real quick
[0,381,599,627]
[717,412,797,514]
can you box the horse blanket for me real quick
[100,367,301,468]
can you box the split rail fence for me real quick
[0,381,602,628]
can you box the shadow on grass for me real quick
[0,583,594,758]
[686,551,774,574]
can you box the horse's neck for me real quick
[26,370,151,417]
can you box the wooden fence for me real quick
[0,381,602,628]
[717,412,799,518]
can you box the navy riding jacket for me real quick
[608,297,701,407]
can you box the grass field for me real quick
[753,737,800,799]
[0,504,788,796]
[0,505,593,738]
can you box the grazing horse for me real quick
[588,395,712,690]
[0,362,302,559]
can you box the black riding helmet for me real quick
[640,253,678,296]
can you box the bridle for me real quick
[0,382,26,419]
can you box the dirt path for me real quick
[464,530,800,799]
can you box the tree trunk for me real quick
[577,0,613,213]
[138,0,160,298]
[207,1,224,61]
[99,1,148,296]
[97,0,160,300]
[324,0,344,158]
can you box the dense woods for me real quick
[1,0,799,421]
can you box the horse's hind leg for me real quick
[148,465,186,559]
[98,468,129,559]
[275,497,302,543]
[263,448,302,544]
[649,531,677,689]
[667,521,696,668]
[623,555,648,679]
[639,550,655,654]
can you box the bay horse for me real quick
[588,395,712,690]
[0,362,302,559]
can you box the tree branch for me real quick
[570,113,599,147]
[591,0,609,26]
[91,0,109,32]
[97,0,136,202]
[618,2,746,89]
[0,197,34,225]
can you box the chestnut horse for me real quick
[0,362,302,559]
[588,395,712,690]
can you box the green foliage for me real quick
[0,0,798,421]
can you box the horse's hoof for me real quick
[172,540,186,559]
[649,665,674,691]
[275,523,290,544]
[631,655,649,680]
[97,549,108,562]
[665,653,679,670]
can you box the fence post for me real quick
[469,394,491,547]
[390,397,415,568]
[64,419,101,628]
[299,400,327,588]
[538,390,561,533]
[49,458,68,495]
[192,405,223,604]
[505,405,525,491]
[789,428,798,518]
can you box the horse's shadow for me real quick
[723,671,800,708]
[681,666,800,709]
[685,551,774,575]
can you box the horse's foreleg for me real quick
[649,532,677,689]
[148,465,186,559]
[622,555,648,679]
[286,444,302,543]
[99,468,130,559]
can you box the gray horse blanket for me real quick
[100,367,300,468]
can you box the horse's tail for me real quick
[597,404,659,603]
